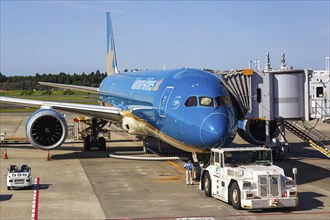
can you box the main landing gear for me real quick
[83,118,108,151]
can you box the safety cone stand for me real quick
[3,148,8,159]
[46,151,51,161]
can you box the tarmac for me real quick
[0,112,329,220]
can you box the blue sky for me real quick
[1,1,329,76]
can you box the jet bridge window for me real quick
[199,97,214,107]
[316,87,324,98]
[185,96,197,107]
[257,88,262,103]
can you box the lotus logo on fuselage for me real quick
[172,96,181,109]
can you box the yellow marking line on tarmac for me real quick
[167,160,185,173]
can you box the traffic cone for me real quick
[3,148,8,159]
[46,151,51,161]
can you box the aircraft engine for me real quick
[26,109,68,150]
[238,119,280,145]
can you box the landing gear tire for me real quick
[98,137,106,151]
[230,182,241,209]
[203,172,212,197]
[193,164,201,181]
[84,135,92,151]
[7,186,10,190]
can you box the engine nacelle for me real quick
[238,119,279,145]
[121,116,148,136]
[26,109,68,150]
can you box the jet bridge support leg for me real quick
[279,121,290,152]
[264,120,285,160]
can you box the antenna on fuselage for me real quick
[106,12,118,75]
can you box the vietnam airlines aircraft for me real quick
[0,13,238,156]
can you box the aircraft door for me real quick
[159,86,174,117]
[312,83,326,118]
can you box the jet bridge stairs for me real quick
[285,121,330,158]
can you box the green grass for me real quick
[0,90,91,96]
[0,90,99,112]
[8,95,98,101]
[0,108,37,113]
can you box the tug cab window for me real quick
[185,96,197,107]
[199,97,214,107]
[210,151,215,165]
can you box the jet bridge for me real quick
[218,54,330,158]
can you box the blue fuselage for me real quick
[98,68,237,152]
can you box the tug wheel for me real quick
[203,172,212,197]
[230,182,241,209]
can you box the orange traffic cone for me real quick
[46,151,51,161]
[3,148,8,159]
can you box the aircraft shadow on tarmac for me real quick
[0,194,13,202]
[296,191,326,211]
[36,184,52,190]
[0,185,53,202]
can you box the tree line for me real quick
[0,68,215,91]
[0,70,106,90]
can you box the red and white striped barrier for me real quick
[31,177,40,220]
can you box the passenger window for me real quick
[184,96,197,107]
[199,97,214,107]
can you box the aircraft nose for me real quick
[200,113,228,148]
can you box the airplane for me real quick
[0,12,266,166]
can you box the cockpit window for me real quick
[185,96,197,107]
[215,96,232,107]
[215,96,224,107]
[199,97,214,107]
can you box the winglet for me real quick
[106,12,118,75]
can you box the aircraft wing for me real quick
[39,82,99,93]
[0,96,122,122]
